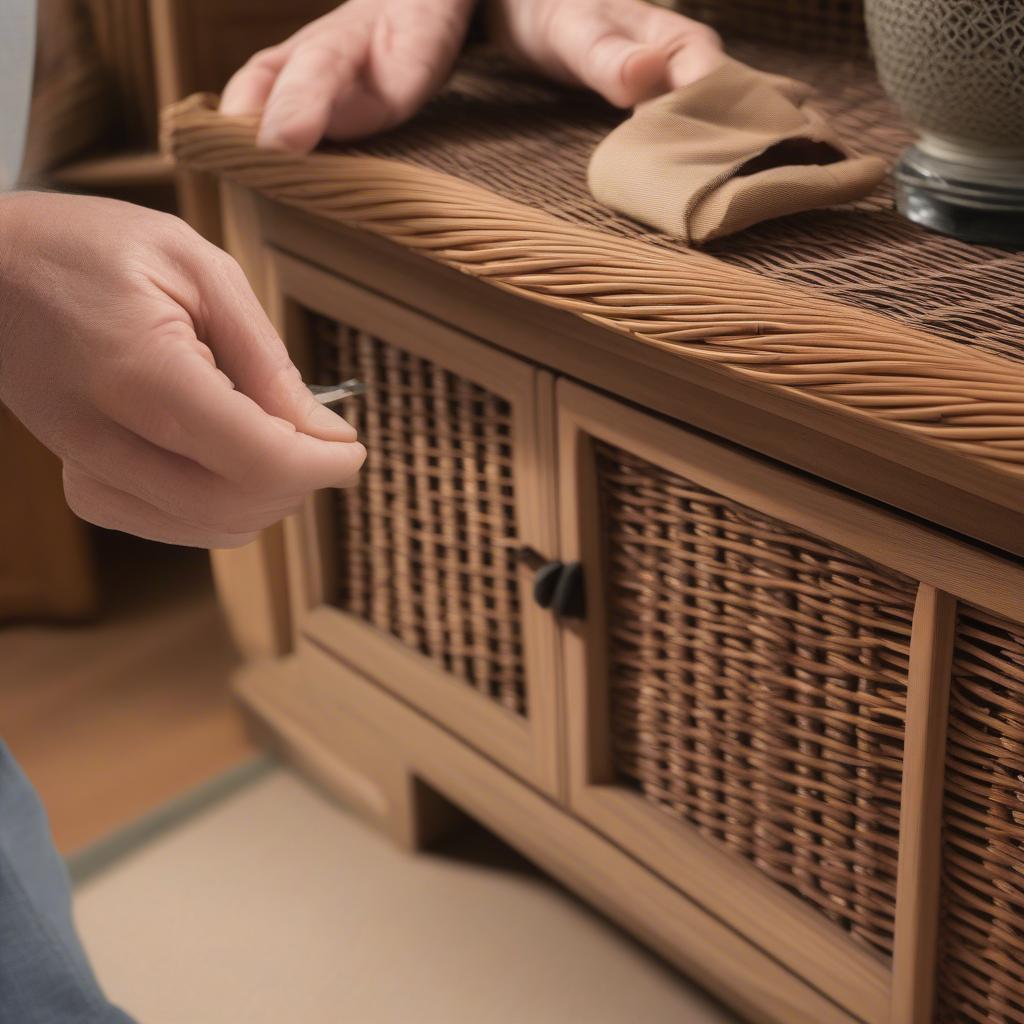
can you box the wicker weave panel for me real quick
[310,313,527,716]
[672,0,866,55]
[337,46,1024,366]
[939,608,1024,1024]
[596,442,914,959]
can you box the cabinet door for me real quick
[556,380,1024,1024]
[268,251,562,796]
[937,605,1024,1024]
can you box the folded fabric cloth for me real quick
[588,57,888,244]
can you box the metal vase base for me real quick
[894,145,1024,250]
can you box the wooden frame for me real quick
[889,586,956,1024]
[555,380,1024,1024]
[264,250,564,797]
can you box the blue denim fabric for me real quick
[0,742,135,1023]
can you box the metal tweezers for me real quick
[308,379,367,408]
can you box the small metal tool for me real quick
[308,379,367,408]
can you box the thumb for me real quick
[192,246,357,443]
[258,40,360,152]
[557,20,670,107]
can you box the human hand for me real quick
[220,0,723,153]
[485,0,724,107]
[0,192,365,549]
[221,0,476,151]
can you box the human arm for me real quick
[0,191,364,548]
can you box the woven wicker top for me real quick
[330,43,1024,366]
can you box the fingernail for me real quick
[306,402,358,441]
[339,442,367,487]
[256,110,290,150]
[256,123,283,150]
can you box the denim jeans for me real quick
[0,742,135,1023]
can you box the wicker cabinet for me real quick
[167,60,1024,1020]
[227,234,1024,1024]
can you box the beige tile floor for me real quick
[75,768,738,1024]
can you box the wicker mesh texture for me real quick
[596,442,914,959]
[310,313,527,716]
[673,0,866,55]
[336,44,1024,366]
[940,607,1024,1024]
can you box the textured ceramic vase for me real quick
[864,0,1024,246]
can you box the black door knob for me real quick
[552,561,585,619]
[515,546,585,618]
[533,561,564,609]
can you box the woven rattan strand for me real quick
[672,0,866,56]
[333,43,1023,367]
[596,441,915,960]
[940,607,1024,1024]
[310,313,528,716]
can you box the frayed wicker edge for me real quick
[164,93,1024,476]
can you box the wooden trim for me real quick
[556,381,1024,624]
[209,528,291,659]
[284,642,859,1024]
[577,788,890,1021]
[205,182,292,659]
[302,605,540,786]
[528,368,566,799]
[560,410,614,786]
[46,150,173,189]
[236,660,464,851]
[147,0,186,111]
[220,181,267,296]
[889,586,957,1024]
[266,250,563,796]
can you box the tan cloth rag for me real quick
[588,57,888,244]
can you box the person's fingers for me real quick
[258,39,363,152]
[89,334,366,497]
[541,8,667,106]
[144,228,356,444]
[58,411,306,535]
[664,33,727,89]
[324,0,474,139]
[323,87,402,141]
[575,32,670,107]
[521,0,724,104]
[605,42,673,106]
[220,46,287,116]
[184,246,358,444]
[63,466,260,549]
[632,5,725,89]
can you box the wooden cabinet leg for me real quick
[210,526,292,661]
[235,662,465,852]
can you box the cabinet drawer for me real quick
[597,439,913,958]
[268,252,561,796]
[939,607,1024,1024]
[556,379,1024,1024]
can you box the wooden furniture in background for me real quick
[25,0,335,205]
[0,408,96,621]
